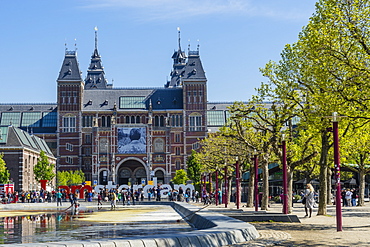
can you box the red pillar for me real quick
[254,153,259,212]
[282,137,288,215]
[236,159,240,209]
[215,170,219,206]
[224,166,228,208]
[333,113,342,231]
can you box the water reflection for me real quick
[0,209,192,244]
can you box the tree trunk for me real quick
[358,170,366,206]
[261,160,269,210]
[246,165,254,207]
[228,177,232,206]
[317,132,330,215]
[287,165,293,214]
[327,168,332,205]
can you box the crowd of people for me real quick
[0,186,227,209]
[342,188,358,207]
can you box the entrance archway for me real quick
[155,169,165,184]
[117,159,148,185]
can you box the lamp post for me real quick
[215,170,219,206]
[235,156,240,209]
[333,112,342,232]
[282,134,288,215]
[254,149,259,212]
[224,166,228,208]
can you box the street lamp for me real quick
[282,134,288,215]
[235,156,240,209]
[224,165,228,208]
[215,170,219,206]
[253,149,259,212]
[333,112,343,232]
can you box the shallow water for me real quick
[0,206,192,244]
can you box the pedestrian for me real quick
[195,190,199,203]
[341,189,347,207]
[345,188,352,207]
[110,192,117,209]
[126,192,131,206]
[56,190,62,207]
[69,193,74,205]
[351,188,357,206]
[148,188,152,201]
[218,189,222,205]
[156,187,161,201]
[304,184,315,218]
[97,193,102,206]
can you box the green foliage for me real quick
[33,151,55,182]
[172,169,189,185]
[0,153,10,184]
[187,150,202,183]
[57,170,85,186]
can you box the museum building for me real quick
[0,31,231,188]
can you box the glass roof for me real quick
[0,126,8,143]
[21,112,42,127]
[1,112,21,127]
[207,110,226,126]
[119,96,146,109]
[42,111,57,127]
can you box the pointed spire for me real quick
[177,27,181,51]
[95,26,98,50]
[167,28,187,88]
[84,27,108,89]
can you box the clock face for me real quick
[154,138,164,152]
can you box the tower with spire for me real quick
[57,48,84,171]
[84,27,110,89]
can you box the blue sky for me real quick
[0,0,316,103]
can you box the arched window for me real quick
[175,160,181,170]
[107,116,111,127]
[125,116,130,124]
[189,113,202,131]
[102,116,106,127]
[136,116,140,123]
[131,116,135,124]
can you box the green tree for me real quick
[57,170,85,186]
[341,124,370,206]
[172,169,189,185]
[187,150,202,184]
[0,153,10,184]
[258,0,370,214]
[33,151,55,182]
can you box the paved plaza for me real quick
[214,201,370,247]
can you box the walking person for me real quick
[97,193,103,206]
[351,188,357,206]
[121,190,126,206]
[110,192,117,209]
[304,184,315,218]
[345,189,352,207]
[56,190,62,207]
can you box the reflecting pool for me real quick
[0,205,192,244]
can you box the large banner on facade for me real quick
[117,127,146,154]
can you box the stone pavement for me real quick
[204,201,370,247]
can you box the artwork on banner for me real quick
[117,127,146,154]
